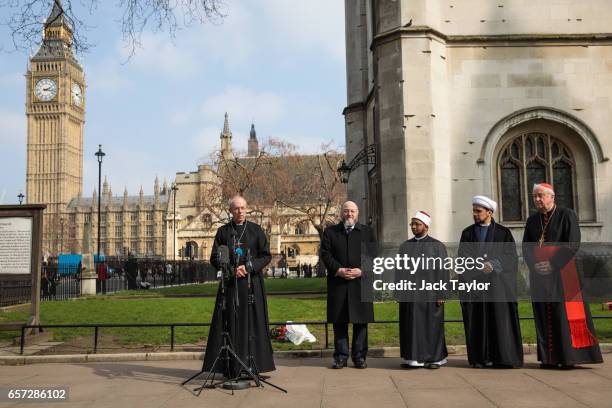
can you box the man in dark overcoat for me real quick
[321,201,375,369]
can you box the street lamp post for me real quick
[95,145,106,260]
[171,183,178,267]
[17,192,24,205]
[337,144,377,184]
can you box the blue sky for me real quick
[0,0,346,203]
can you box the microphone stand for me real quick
[182,247,255,394]
[236,249,287,393]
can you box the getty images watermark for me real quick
[372,253,490,293]
[359,242,612,303]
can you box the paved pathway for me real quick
[0,354,610,407]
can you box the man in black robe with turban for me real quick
[397,211,448,369]
[458,195,523,368]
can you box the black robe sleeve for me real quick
[501,228,518,274]
[550,209,581,270]
[522,220,536,270]
[458,228,478,281]
[320,227,342,276]
[209,227,224,270]
[249,225,272,274]
[434,240,450,300]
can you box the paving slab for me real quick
[0,355,609,408]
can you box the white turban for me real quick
[412,210,431,227]
[472,195,497,213]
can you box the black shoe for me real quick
[353,359,367,369]
[492,363,516,369]
[471,363,485,369]
[559,364,575,370]
[400,363,423,369]
[332,359,348,369]
[425,363,441,369]
[540,363,557,369]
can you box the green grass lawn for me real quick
[1,296,610,352]
[108,278,328,297]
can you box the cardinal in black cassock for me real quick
[202,196,275,377]
[458,195,523,368]
[523,183,602,368]
[397,211,448,369]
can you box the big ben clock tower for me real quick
[25,1,85,255]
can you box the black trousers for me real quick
[333,323,368,361]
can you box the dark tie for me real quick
[345,227,353,235]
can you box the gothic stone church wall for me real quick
[345,0,612,244]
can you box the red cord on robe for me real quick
[534,246,598,348]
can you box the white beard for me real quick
[343,219,356,228]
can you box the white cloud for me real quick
[194,4,257,70]
[116,0,346,74]
[259,0,346,61]
[201,85,286,124]
[86,58,132,93]
[191,126,250,162]
[83,150,172,196]
[192,126,223,159]
[170,110,191,125]
[120,32,198,78]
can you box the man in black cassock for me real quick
[397,211,448,369]
[523,183,602,369]
[458,195,523,368]
[321,201,375,369]
[202,195,275,377]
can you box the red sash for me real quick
[534,246,597,348]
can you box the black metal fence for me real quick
[96,258,218,294]
[40,261,81,302]
[0,258,218,307]
[0,279,32,307]
[15,315,612,355]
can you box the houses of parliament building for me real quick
[26,3,335,265]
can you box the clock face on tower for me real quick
[71,83,83,107]
[34,78,58,101]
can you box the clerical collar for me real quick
[414,234,428,240]
[545,205,556,215]
[478,222,491,227]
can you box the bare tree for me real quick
[266,140,346,238]
[196,138,346,238]
[0,0,226,57]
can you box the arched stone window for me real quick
[483,108,602,224]
[498,132,576,221]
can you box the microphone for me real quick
[228,230,237,263]
[246,248,254,274]
[217,245,229,279]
